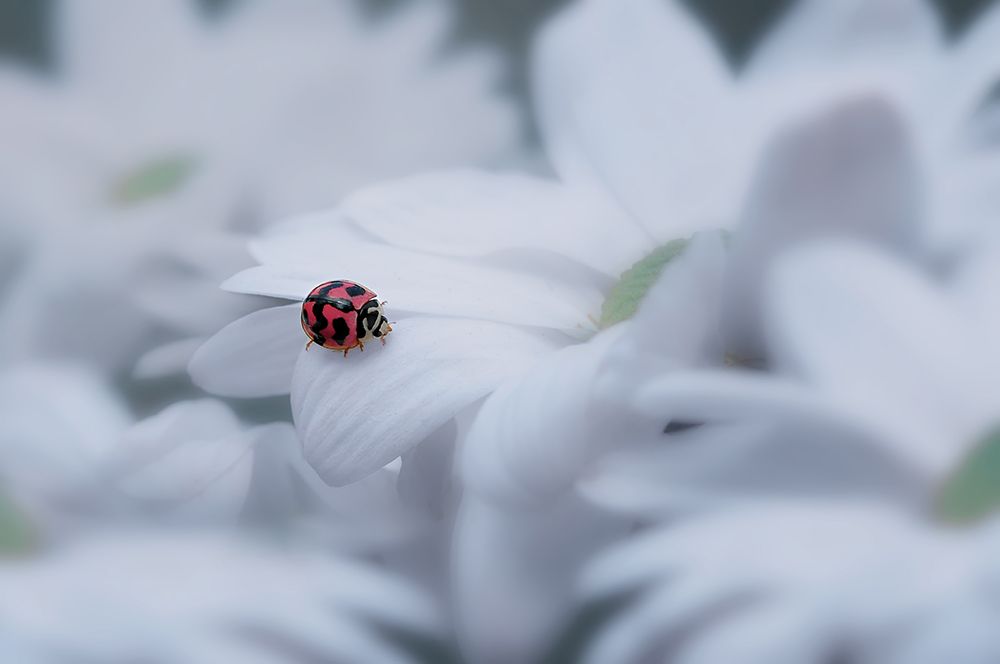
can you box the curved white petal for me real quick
[582,504,998,664]
[0,531,439,664]
[462,328,626,505]
[675,602,832,664]
[534,0,741,239]
[242,222,603,330]
[134,337,205,379]
[581,416,925,518]
[932,1,1000,144]
[341,170,650,276]
[292,317,564,485]
[453,495,627,664]
[0,365,130,511]
[723,95,921,357]
[766,242,986,475]
[583,576,744,664]
[106,400,261,522]
[55,0,206,110]
[189,304,303,398]
[747,0,943,79]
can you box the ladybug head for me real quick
[357,298,392,343]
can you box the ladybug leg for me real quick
[305,340,314,351]
[358,341,365,352]
[342,348,349,358]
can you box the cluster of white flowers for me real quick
[3,0,1000,661]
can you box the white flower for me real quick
[192,0,951,489]
[581,504,1000,664]
[0,530,440,664]
[0,365,421,547]
[192,1,1000,659]
[0,0,519,376]
[575,180,1000,664]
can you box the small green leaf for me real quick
[111,154,198,206]
[599,238,689,329]
[0,491,35,556]
[937,428,1000,524]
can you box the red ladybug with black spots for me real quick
[300,280,392,356]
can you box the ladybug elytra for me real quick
[300,280,392,356]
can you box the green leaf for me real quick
[111,154,198,206]
[937,428,1000,524]
[0,491,35,556]
[598,238,689,329]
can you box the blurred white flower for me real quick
[0,365,422,548]
[581,504,1000,664]
[0,364,130,532]
[535,0,1000,255]
[0,530,440,664]
[0,0,519,376]
[574,202,1000,663]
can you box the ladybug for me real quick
[300,280,392,356]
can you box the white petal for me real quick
[105,401,280,522]
[931,1,1000,142]
[0,364,130,505]
[534,0,741,238]
[462,328,625,505]
[397,419,456,519]
[453,494,627,664]
[747,0,943,79]
[676,602,832,664]
[292,317,563,485]
[722,95,921,357]
[134,337,205,379]
[341,170,650,276]
[583,577,744,664]
[604,425,924,516]
[242,222,603,331]
[55,0,206,106]
[189,304,303,398]
[766,242,985,475]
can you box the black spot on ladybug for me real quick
[331,316,350,345]
[305,295,355,313]
[329,280,344,288]
[329,297,353,313]
[307,301,328,341]
[345,284,366,297]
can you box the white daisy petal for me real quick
[722,95,921,357]
[55,0,206,107]
[453,495,627,664]
[243,224,602,330]
[766,242,986,474]
[292,317,563,486]
[534,0,740,238]
[341,170,649,276]
[134,337,205,379]
[190,304,303,398]
[0,531,439,664]
[582,417,925,517]
[747,0,943,79]
[933,1,1000,141]
[582,577,744,664]
[676,602,833,664]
